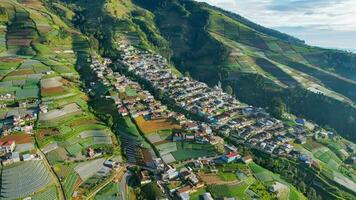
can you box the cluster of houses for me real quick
[116,42,306,159]
[0,140,40,165]
[157,163,206,200]
[89,43,350,199]
[0,93,15,101]
[90,55,225,148]
[0,102,38,136]
[146,144,253,200]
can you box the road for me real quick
[120,171,131,200]
[38,149,66,200]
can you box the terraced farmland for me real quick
[31,186,58,200]
[6,7,37,56]
[63,170,80,199]
[0,161,55,199]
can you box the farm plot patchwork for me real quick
[0,76,40,100]
[0,58,23,77]
[6,7,37,56]
[312,147,342,170]
[0,161,54,199]
[249,162,276,183]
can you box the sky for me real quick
[196,0,356,51]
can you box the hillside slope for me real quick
[45,0,356,141]
[0,1,122,199]
[3,0,353,199]
[129,0,356,143]
[43,0,356,142]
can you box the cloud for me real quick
[196,0,356,49]
[267,0,347,12]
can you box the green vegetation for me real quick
[208,183,252,199]
[94,182,120,200]
[140,182,165,200]
[217,171,237,181]
[0,161,54,199]
[63,170,79,198]
[31,186,58,200]
[171,141,216,161]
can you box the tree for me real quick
[141,182,164,200]
[307,188,320,200]
[298,181,306,193]
[224,85,233,96]
[269,98,286,119]
[184,71,191,78]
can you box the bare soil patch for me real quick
[135,116,181,134]
[0,134,32,144]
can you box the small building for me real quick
[295,136,306,144]
[295,118,306,126]
[139,170,152,185]
[221,152,240,163]
[188,174,200,185]
[0,140,16,153]
[173,132,184,142]
[104,160,117,168]
[163,166,179,180]
[242,155,253,164]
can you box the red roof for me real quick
[226,151,237,158]
[0,140,15,147]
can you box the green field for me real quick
[63,170,79,198]
[65,143,83,156]
[218,171,238,181]
[313,147,342,170]
[190,188,207,200]
[31,186,58,200]
[208,182,251,199]
[94,182,120,200]
[171,142,216,161]
[249,163,306,200]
